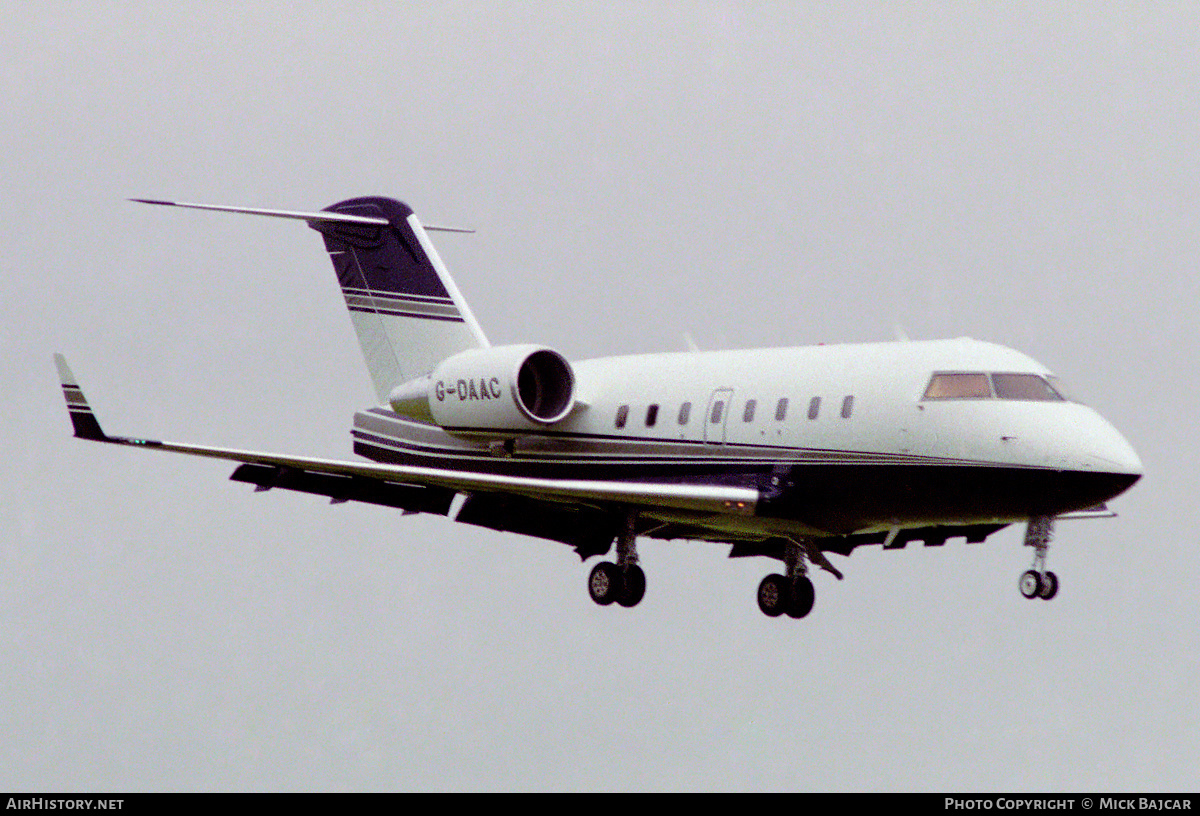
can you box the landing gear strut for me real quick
[587,513,646,608]
[757,539,815,619]
[1019,515,1059,601]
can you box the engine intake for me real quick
[515,349,575,422]
[390,344,576,435]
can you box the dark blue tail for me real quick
[311,197,488,401]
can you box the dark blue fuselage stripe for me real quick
[350,428,977,472]
[355,407,958,462]
[352,439,765,484]
[353,429,791,466]
[353,419,990,468]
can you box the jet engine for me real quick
[389,344,576,436]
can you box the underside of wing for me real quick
[228,463,621,558]
[55,355,758,545]
[112,435,760,516]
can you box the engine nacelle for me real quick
[390,344,576,436]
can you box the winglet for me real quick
[54,354,109,441]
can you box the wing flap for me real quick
[230,463,457,514]
[455,493,619,559]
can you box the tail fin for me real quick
[131,196,489,404]
[312,197,488,402]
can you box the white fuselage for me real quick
[562,337,1140,476]
[354,336,1141,542]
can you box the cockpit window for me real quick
[991,373,1063,401]
[1045,376,1076,402]
[923,373,992,400]
[923,371,1067,402]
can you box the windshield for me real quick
[923,372,1065,402]
[991,373,1063,401]
[923,373,992,400]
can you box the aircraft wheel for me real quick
[588,562,621,606]
[785,576,815,619]
[1038,571,1059,601]
[757,574,790,617]
[617,564,646,608]
[1019,569,1043,599]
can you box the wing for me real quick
[54,354,759,519]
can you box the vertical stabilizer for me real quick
[311,197,488,403]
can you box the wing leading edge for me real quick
[54,354,759,517]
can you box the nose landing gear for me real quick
[1020,516,1059,600]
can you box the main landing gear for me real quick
[587,513,646,608]
[1019,515,1059,601]
[757,539,816,619]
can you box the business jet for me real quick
[56,196,1143,619]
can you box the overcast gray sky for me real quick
[3,2,1197,791]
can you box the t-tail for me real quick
[131,196,489,403]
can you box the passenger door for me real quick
[705,388,734,444]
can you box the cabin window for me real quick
[807,396,821,420]
[646,404,659,426]
[678,402,692,424]
[710,401,725,424]
[775,398,788,421]
[923,372,992,400]
[991,374,1063,401]
[742,399,757,422]
[841,395,855,418]
[615,405,629,428]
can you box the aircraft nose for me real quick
[1086,417,1143,477]
[1063,412,1143,508]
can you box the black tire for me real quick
[617,564,646,608]
[1019,569,1043,599]
[588,562,621,606]
[757,574,790,617]
[785,576,815,619]
[1038,571,1059,601]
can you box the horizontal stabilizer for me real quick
[130,198,389,226]
[130,198,473,232]
[132,194,484,403]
